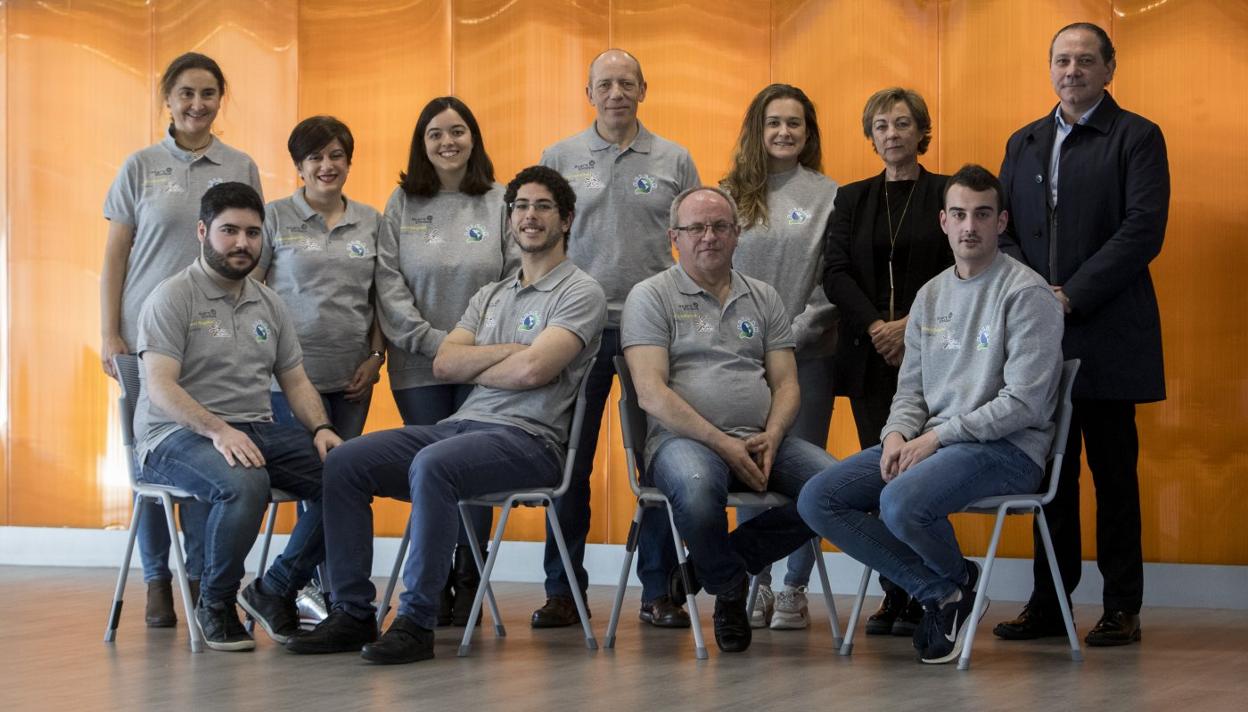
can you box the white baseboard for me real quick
[2,526,1244,610]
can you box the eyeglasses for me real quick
[672,222,737,238]
[509,200,558,214]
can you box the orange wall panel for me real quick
[0,1,9,525]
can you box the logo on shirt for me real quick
[465,225,487,243]
[633,174,656,195]
[207,177,225,188]
[348,240,368,258]
[942,332,962,350]
[164,182,186,195]
[737,319,757,340]
[518,311,541,332]
[424,228,445,246]
[253,320,271,343]
[787,208,809,225]
[574,160,596,171]
[976,326,990,351]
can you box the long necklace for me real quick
[883,179,917,321]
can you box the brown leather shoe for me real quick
[530,596,587,628]
[992,604,1068,640]
[639,595,691,628]
[865,588,908,635]
[145,580,176,628]
[1085,610,1141,647]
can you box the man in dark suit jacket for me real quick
[994,22,1169,647]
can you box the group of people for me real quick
[101,19,1168,666]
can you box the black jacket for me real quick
[999,92,1169,402]
[822,166,951,397]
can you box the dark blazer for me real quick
[822,165,952,397]
[999,92,1169,402]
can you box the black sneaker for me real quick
[196,599,255,652]
[920,588,987,664]
[712,579,752,653]
[361,615,435,665]
[965,558,983,592]
[238,580,300,644]
[891,597,924,637]
[912,605,936,653]
[285,610,378,654]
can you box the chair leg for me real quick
[104,492,144,643]
[746,574,760,618]
[810,538,842,647]
[545,503,598,651]
[377,521,410,626]
[459,502,503,635]
[161,493,202,653]
[957,506,1008,670]
[605,501,644,649]
[459,502,514,657]
[839,564,872,656]
[664,503,707,660]
[1037,508,1083,663]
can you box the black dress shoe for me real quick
[285,610,378,654]
[1085,610,1141,647]
[436,568,454,628]
[450,544,482,627]
[667,561,703,607]
[145,580,177,628]
[639,595,691,628]
[992,604,1068,640]
[865,588,908,635]
[891,596,925,637]
[361,615,434,665]
[530,595,587,628]
[713,579,752,653]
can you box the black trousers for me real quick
[848,351,906,598]
[1031,399,1144,614]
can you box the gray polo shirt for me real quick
[621,265,795,462]
[133,260,302,463]
[732,166,840,358]
[258,190,380,392]
[446,258,606,447]
[541,122,700,327]
[376,185,513,389]
[103,132,263,346]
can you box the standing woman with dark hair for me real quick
[100,52,263,628]
[374,96,511,627]
[258,115,384,441]
[822,87,952,637]
[722,83,839,631]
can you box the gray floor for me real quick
[2,566,1246,711]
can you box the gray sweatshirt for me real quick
[732,166,839,357]
[376,185,513,389]
[883,252,1065,466]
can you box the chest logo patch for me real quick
[633,174,655,195]
[695,316,714,334]
[253,320,271,343]
[465,225,487,243]
[787,208,809,225]
[518,311,541,332]
[424,228,445,246]
[348,240,368,258]
[976,326,990,351]
[942,332,962,350]
[737,319,757,340]
[164,182,186,195]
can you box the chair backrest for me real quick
[1038,359,1081,505]
[613,355,650,497]
[113,353,144,488]
[551,357,596,499]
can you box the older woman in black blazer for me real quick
[821,87,952,636]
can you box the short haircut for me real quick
[399,96,495,198]
[287,115,354,165]
[199,182,264,228]
[504,166,577,244]
[668,186,739,230]
[587,48,645,87]
[860,87,933,156]
[1051,22,1115,65]
[943,164,1004,211]
[160,52,226,99]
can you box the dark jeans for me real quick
[1031,399,1143,614]
[321,421,562,629]
[138,423,326,605]
[544,328,675,602]
[136,498,207,583]
[271,388,372,441]
[847,350,905,597]
[391,383,491,547]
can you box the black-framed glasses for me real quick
[672,222,737,238]
[509,200,558,214]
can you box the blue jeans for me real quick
[137,497,207,583]
[271,389,372,441]
[545,328,674,602]
[797,440,1042,605]
[138,423,326,605]
[737,355,834,588]
[649,435,832,595]
[322,421,562,629]
[391,383,491,547]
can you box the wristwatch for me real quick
[369,349,385,364]
[312,423,337,437]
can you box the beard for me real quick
[203,241,258,280]
[515,229,564,255]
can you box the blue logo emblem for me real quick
[633,174,655,195]
[519,311,540,332]
[737,319,756,340]
[787,208,809,225]
[348,240,367,258]
[465,225,486,243]
[976,326,990,351]
[253,320,270,343]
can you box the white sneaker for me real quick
[749,584,775,629]
[771,585,810,630]
[296,582,329,627]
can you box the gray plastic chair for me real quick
[376,358,599,658]
[604,356,842,659]
[838,359,1083,670]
